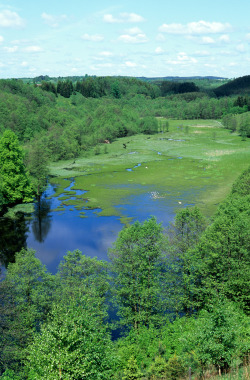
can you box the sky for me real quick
[0,0,249,79]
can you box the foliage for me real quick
[0,130,34,211]
[122,356,143,380]
[188,167,250,313]
[109,217,166,330]
[26,139,49,196]
[214,75,250,97]
[185,299,250,373]
[0,249,55,375]
[26,297,115,380]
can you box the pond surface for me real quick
[0,178,202,274]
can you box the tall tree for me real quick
[26,140,49,197]
[26,297,115,380]
[0,130,33,210]
[109,217,166,330]
[0,249,55,375]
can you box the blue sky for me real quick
[0,0,249,78]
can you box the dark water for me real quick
[0,179,200,274]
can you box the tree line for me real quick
[0,167,249,379]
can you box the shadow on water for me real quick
[0,213,29,268]
[32,196,52,243]
[1,178,204,275]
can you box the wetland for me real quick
[1,119,249,273]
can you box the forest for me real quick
[0,75,249,379]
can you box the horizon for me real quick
[0,0,249,79]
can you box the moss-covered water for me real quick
[1,120,249,273]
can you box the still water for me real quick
[0,179,201,274]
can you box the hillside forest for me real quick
[0,75,249,379]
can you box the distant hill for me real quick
[214,75,250,97]
[137,76,226,82]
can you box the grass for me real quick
[49,119,250,221]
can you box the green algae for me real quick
[48,120,250,220]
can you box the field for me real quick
[49,119,250,222]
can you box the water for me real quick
[0,179,201,274]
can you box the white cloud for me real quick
[103,12,145,23]
[159,20,231,35]
[155,46,164,54]
[0,10,25,28]
[81,33,104,42]
[167,52,197,65]
[246,33,250,42]
[126,27,143,35]
[194,50,210,56]
[219,34,230,43]
[156,33,165,41]
[24,46,43,52]
[202,36,215,44]
[118,33,148,43]
[236,44,246,52]
[0,36,4,43]
[204,63,217,68]
[99,51,113,57]
[41,12,67,28]
[125,61,137,67]
[4,46,18,53]
[21,61,28,67]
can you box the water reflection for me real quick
[0,213,28,268]
[32,196,52,243]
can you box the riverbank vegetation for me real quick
[0,75,249,378]
[0,167,249,379]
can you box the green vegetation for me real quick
[48,120,250,221]
[0,75,250,379]
[0,169,249,379]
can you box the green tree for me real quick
[122,356,143,380]
[109,217,166,330]
[188,168,250,313]
[187,299,250,375]
[0,249,55,375]
[166,207,207,314]
[0,130,34,210]
[26,297,115,380]
[56,249,110,303]
[26,140,49,196]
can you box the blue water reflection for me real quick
[24,180,201,274]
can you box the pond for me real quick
[0,177,203,274]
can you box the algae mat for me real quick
[50,120,250,223]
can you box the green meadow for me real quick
[49,119,250,222]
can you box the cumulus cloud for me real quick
[4,46,18,53]
[0,10,25,28]
[118,33,148,43]
[194,50,210,57]
[219,34,230,43]
[81,33,104,42]
[155,46,164,54]
[159,20,232,35]
[126,27,143,35]
[41,12,67,28]
[99,51,113,57]
[103,12,145,23]
[202,36,215,44]
[156,33,165,41]
[24,46,43,52]
[124,61,137,67]
[236,44,246,53]
[167,52,197,65]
